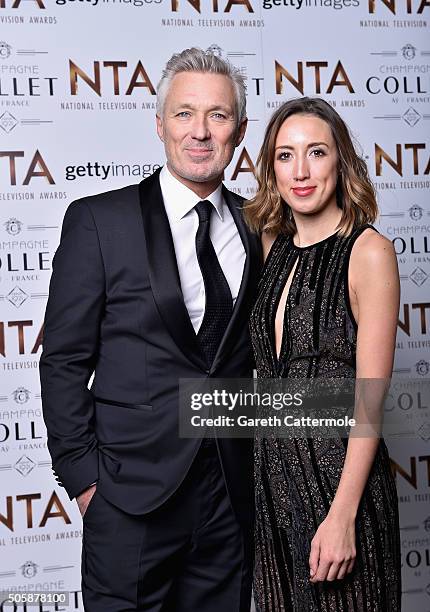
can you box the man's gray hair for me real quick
[156,47,247,124]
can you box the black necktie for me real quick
[195,200,233,367]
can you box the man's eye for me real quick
[177,111,191,118]
[212,113,226,119]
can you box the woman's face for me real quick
[273,113,339,218]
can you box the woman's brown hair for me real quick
[244,97,378,236]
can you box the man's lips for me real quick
[292,186,316,197]
[186,148,213,156]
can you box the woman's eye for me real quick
[311,149,325,157]
[277,152,291,161]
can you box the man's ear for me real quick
[235,117,248,147]
[156,114,164,142]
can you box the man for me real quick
[40,47,261,611]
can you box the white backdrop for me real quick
[0,0,429,609]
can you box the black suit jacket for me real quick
[40,168,261,525]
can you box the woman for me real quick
[245,97,401,611]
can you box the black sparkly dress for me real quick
[250,225,401,611]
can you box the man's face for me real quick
[156,71,247,195]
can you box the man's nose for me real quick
[190,115,211,140]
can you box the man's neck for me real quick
[166,164,222,199]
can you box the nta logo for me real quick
[0,0,45,7]
[375,143,430,176]
[368,0,429,13]
[171,0,254,12]
[0,150,55,185]
[276,60,354,95]
[69,60,156,96]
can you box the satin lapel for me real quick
[138,170,207,372]
[210,187,255,374]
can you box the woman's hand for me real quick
[309,513,356,583]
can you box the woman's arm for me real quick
[309,229,400,583]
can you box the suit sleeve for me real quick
[40,199,105,500]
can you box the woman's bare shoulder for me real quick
[350,227,398,291]
[351,228,395,268]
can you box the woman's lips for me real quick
[292,186,316,197]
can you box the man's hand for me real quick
[76,483,97,518]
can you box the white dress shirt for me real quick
[159,165,246,333]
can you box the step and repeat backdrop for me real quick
[0,0,429,609]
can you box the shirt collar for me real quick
[159,165,224,223]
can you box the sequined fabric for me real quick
[250,226,401,611]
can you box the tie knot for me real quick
[195,200,213,224]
